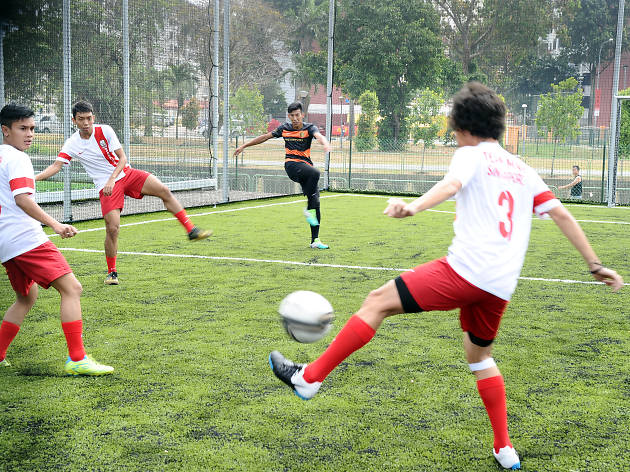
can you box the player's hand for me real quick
[590,266,624,292]
[384,198,413,218]
[233,146,243,157]
[55,223,78,239]
[102,179,115,196]
[323,143,331,153]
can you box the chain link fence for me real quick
[1,0,628,224]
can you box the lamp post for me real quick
[594,38,614,128]
[521,104,527,154]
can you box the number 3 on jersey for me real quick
[498,190,514,240]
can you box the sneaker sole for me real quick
[268,353,311,401]
[190,230,213,241]
[65,370,113,376]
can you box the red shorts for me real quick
[397,257,508,341]
[99,167,151,217]
[3,241,72,296]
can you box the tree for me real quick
[260,82,287,119]
[333,0,444,146]
[562,0,625,126]
[164,63,198,140]
[231,85,267,136]
[181,98,201,138]
[617,87,630,180]
[355,91,379,152]
[2,0,63,108]
[407,89,445,172]
[536,77,584,176]
[263,0,328,106]
[433,0,554,75]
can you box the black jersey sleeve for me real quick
[271,123,286,138]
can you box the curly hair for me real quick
[448,82,506,140]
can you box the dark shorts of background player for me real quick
[394,257,508,346]
[99,167,151,217]
[3,241,72,296]
[284,160,320,197]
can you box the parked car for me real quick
[35,114,63,133]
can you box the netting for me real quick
[1,0,629,223]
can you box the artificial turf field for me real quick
[0,192,628,471]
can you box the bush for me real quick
[356,91,378,151]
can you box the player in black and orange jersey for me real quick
[234,102,331,249]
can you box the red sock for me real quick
[175,209,195,233]
[106,256,117,273]
[303,315,376,383]
[477,375,512,452]
[62,320,86,362]
[0,321,21,361]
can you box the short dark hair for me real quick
[573,165,580,171]
[72,100,94,117]
[448,82,506,140]
[0,103,35,128]
[287,102,303,113]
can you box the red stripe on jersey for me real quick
[93,126,119,168]
[58,152,72,162]
[533,190,555,210]
[10,177,35,192]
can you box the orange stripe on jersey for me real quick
[284,158,313,166]
[282,130,309,138]
[10,177,35,191]
[285,148,311,157]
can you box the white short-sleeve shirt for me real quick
[57,124,127,192]
[0,144,49,263]
[445,141,561,300]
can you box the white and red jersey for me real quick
[0,144,49,263]
[445,141,561,301]
[57,124,127,191]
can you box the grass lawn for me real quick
[0,194,628,471]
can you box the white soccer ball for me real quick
[279,291,334,343]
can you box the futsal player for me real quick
[233,102,331,249]
[36,100,212,285]
[268,83,623,469]
[0,104,113,375]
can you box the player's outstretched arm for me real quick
[313,132,331,154]
[547,205,623,291]
[233,132,273,157]
[384,177,462,218]
[14,194,78,239]
[35,160,63,181]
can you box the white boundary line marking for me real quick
[48,195,347,237]
[47,192,630,239]
[58,247,628,286]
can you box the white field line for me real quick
[47,192,630,239]
[58,247,629,287]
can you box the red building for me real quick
[593,51,630,128]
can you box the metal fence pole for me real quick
[62,0,73,222]
[607,0,625,207]
[0,25,5,113]
[222,0,230,202]
[122,0,130,157]
[323,0,335,190]
[212,0,219,183]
